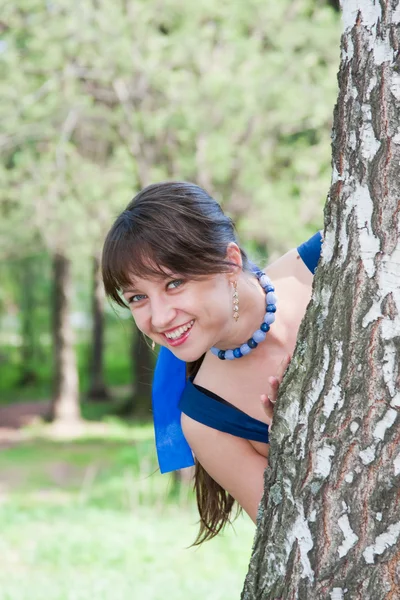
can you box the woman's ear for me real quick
[226,242,243,274]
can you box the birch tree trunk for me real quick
[242,2,400,598]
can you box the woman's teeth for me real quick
[165,320,194,340]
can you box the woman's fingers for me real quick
[260,393,274,424]
[267,376,279,404]
[277,353,291,381]
[260,354,292,418]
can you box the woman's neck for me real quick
[215,272,281,351]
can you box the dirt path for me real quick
[0,402,49,446]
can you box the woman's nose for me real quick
[150,299,177,331]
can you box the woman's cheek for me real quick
[130,308,146,333]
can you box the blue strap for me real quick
[179,379,269,443]
[296,231,323,274]
[152,346,194,473]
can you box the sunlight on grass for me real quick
[0,503,254,600]
[0,433,255,599]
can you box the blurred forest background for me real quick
[0,1,341,598]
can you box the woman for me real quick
[102,181,322,544]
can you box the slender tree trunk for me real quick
[243,3,400,598]
[131,328,153,418]
[17,257,37,387]
[49,253,80,422]
[87,254,109,401]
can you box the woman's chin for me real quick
[172,348,206,363]
[165,340,207,363]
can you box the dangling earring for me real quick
[232,281,239,321]
[146,336,156,351]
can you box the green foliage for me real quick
[1,0,340,254]
[0,0,340,399]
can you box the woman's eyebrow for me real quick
[122,285,137,294]
[122,274,172,294]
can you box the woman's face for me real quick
[122,271,233,362]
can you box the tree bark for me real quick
[131,328,153,418]
[49,253,80,422]
[243,2,400,598]
[87,254,109,401]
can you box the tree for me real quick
[1,0,340,418]
[242,2,400,598]
[1,2,132,418]
[131,330,154,418]
[50,252,79,421]
[87,254,109,401]
[16,255,43,387]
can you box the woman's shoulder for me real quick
[264,230,322,284]
[265,246,314,287]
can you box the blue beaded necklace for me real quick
[210,270,277,360]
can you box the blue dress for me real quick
[152,231,323,473]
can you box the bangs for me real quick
[102,223,174,308]
[102,188,242,308]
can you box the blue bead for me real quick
[240,343,251,355]
[266,285,275,293]
[266,292,277,305]
[266,304,277,313]
[260,322,270,332]
[247,338,258,349]
[218,350,226,360]
[233,348,243,358]
[264,313,276,325]
[211,347,219,356]
[259,275,270,288]
[225,349,235,360]
[253,329,267,343]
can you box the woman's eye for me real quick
[128,294,147,304]
[167,279,184,290]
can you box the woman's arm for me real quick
[181,414,267,523]
[181,357,289,521]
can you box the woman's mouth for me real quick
[161,320,195,347]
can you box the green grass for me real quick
[0,424,255,600]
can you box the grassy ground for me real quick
[0,423,255,600]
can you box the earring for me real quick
[233,281,239,321]
[152,340,155,351]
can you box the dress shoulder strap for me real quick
[179,379,269,443]
[296,230,323,274]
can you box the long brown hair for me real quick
[102,182,249,543]
[187,356,243,545]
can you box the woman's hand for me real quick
[260,353,292,422]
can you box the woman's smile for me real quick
[160,319,195,346]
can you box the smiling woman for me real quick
[102,182,255,365]
[101,181,322,545]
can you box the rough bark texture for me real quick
[87,255,109,400]
[242,2,400,599]
[49,253,80,422]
